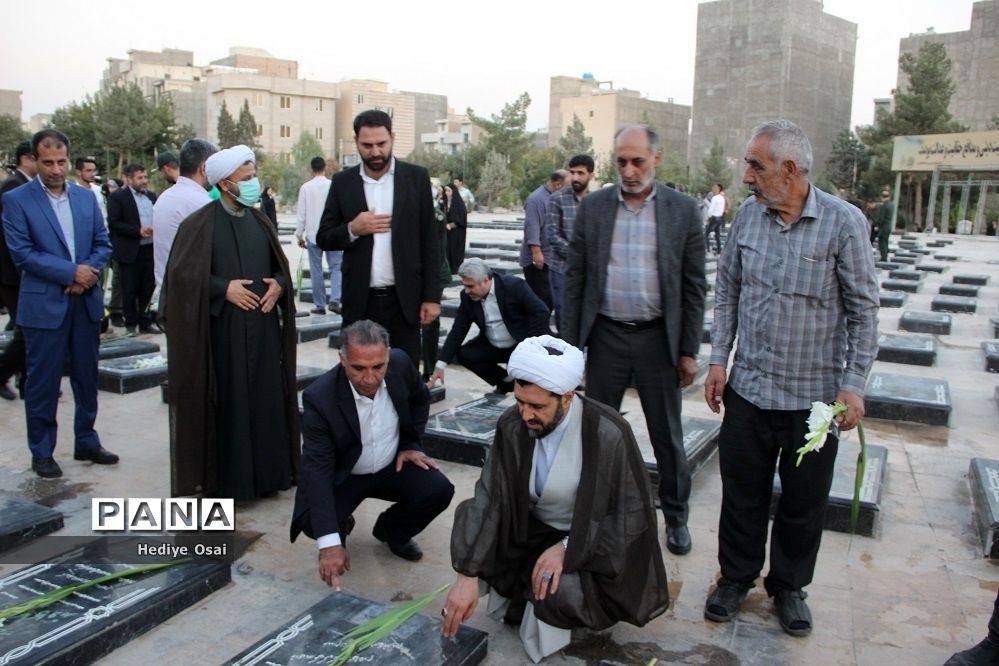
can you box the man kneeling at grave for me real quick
[441,335,669,662]
[290,320,455,588]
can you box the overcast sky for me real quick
[0,0,975,133]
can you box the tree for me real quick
[290,130,323,174]
[92,83,165,173]
[467,93,533,199]
[596,152,617,187]
[235,99,260,149]
[694,137,732,194]
[476,150,514,210]
[0,114,30,169]
[555,114,593,165]
[824,129,869,198]
[656,150,690,189]
[217,101,238,148]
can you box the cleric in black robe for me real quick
[444,184,467,274]
[160,144,300,499]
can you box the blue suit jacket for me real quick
[1,178,112,329]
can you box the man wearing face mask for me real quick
[160,144,300,500]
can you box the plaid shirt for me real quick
[710,185,879,410]
[545,187,580,274]
[599,188,662,322]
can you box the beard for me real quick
[361,151,392,173]
[526,401,566,440]
[571,180,588,193]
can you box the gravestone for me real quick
[97,352,168,394]
[645,417,722,502]
[296,314,342,343]
[970,458,999,559]
[295,310,310,318]
[770,441,887,537]
[296,366,326,391]
[423,394,512,466]
[926,240,947,248]
[429,385,445,404]
[440,299,461,318]
[681,357,711,396]
[954,274,989,286]
[0,543,230,665]
[881,279,920,293]
[982,341,999,373]
[899,311,951,335]
[875,262,902,271]
[877,333,936,366]
[892,252,921,261]
[887,269,922,281]
[300,268,330,280]
[68,339,161,376]
[931,295,977,314]
[939,284,980,297]
[892,257,918,265]
[702,319,713,344]
[911,248,932,255]
[865,372,951,426]
[0,496,63,553]
[915,264,947,273]
[934,254,960,261]
[991,317,999,338]
[879,292,907,308]
[223,591,487,666]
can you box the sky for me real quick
[0,0,977,133]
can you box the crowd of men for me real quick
[13,114,996,664]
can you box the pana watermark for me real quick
[92,498,235,532]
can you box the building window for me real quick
[280,96,291,109]
[315,127,323,140]
[256,124,263,137]
[386,107,393,118]
[463,133,469,144]
[356,94,364,104]
[280,125,291,138]
[589,110,594,117]
[253,93,264,107]
[315,99,323,112]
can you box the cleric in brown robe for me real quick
[442,336,669,662]
[160,144,299,499]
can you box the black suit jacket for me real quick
[439,273,551,364]
[315,160,439,325]
[107,187,156,264]
[0,170,29,286]
[290,348,431,542]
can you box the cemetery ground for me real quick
[0,213,997,665]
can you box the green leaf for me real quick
[850,421,868,534]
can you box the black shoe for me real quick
[344,515,355,536]
[666,524,692,555]
[111,314,125,327]
[328,302,342,314]
[125,326,138,337]
[310,307,325,315]
[74,447,120,465]
[945,637,999,665]
[774,589,812,637]
[704,579,750,622]
[32,457,63,478]
[139,322,161,334]
[372,517,423,561]
[0,382,15,401]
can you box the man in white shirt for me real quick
[295,157,340,314]
[704,182,727,255]
[152,139,217,291]
[74,157,105,220]
[290,320,455,590]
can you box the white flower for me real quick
[806,401,833,434]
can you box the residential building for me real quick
[420,111,482,154]
[0,90,22,120]
[334,80,417,166]
[548,74,603,146]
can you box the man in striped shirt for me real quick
[704,119,878,637]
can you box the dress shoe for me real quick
[125,326,138,337]
[74,447,120,465]
[704,579,750,622]
[310,307,325,315]
[0,382,15,401]
[328,301,342,314]
[32,457,63,478]
[372,517,423,561]
[666,524,692,555]
[139,322,161,334]
[111,313,125,328]
[945,637,999,665]
[773,589,812,637]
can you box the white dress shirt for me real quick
[152,176,211,287]
[359,158,395,287]
[481,279,516,348]
[88,182,106,222]
[707,192,726,217]
[295,174,332,245]
[316,378,400,550]
[533,398,576,496]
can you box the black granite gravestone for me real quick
[892,252,920,261]
[879,292,907,308]
[892,257,918,265]
[881,279,920,293]
[0,544,230,665]
[681,357,711,396]
[934,254,960,261]
[66,339,162,377]
[877,333,936,366]
[490,263,521,276]
[910,248,932,255]
[888,269,922,281]
[702,319,713,344]
[295,310,310,318]
[970,458,999,559]
[939,283,980,297]
[770,441,887,537]
[296,314,342,343]
[223,591,487,666]
[926,240,947,248]
[0,496,63,553]
[298,287,314,303]
[296,366,326,391]
[865,372,951,425]
[931,295,977,313]
[991,317,999,338]
[440,299,461,318]
[982,342,999,373]
[422,394,512,466]
[898,310,952,335]
[430,385,445,404]
[954,274,989,286]
[875,262,902,271]
[97,352,168,394]
[300,268,330,280]
[914,264,947,273]
[645,417,721,502]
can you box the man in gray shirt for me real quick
[703,119,878,637]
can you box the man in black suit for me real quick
[316,110,440,365]
[107,164,157,335]
[0,142,36,400]
[427,258,550,393]
[290,320,454,590]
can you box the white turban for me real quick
[205,144,255,186]
[507,335,584,395]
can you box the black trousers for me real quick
[705,216,723,253]
[0,284,25,384]
[332,461,454,545]
[717,387,838,596]
[456,336,514,388]
[583,319,689,527]
[345,289,421,368]
[120,245,155,328]
[523,264,553,311]
[419,320,440,379]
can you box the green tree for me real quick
[50,98,103,168]
[0,114,30,169]
[656,150,690,189]
[467,92,533,198]
[290,130,323,174]
[555,114,593,165]
[596,152,617,187]
[824,129,869,198]
[477,150,514,209]
[694,137,732,194]
[235,99,260,148]
[217,100,238,148]
[92,83,164,173]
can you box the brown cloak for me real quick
[159,200,300,496]
[451,395,669,630]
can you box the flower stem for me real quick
[850,421,867,534]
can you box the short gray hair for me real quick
[457,258,491,282]
[749,119,813,175]
[340,320,390,358]
[614,125,659,153]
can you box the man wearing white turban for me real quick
[160,144,300,499]
[443,335,669,663]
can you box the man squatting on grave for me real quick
[442,335,668,663]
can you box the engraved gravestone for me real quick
[296,314,342,343]
[97,352,168,394]
[440,299,461,319]
[875,261,902,271]
[645,417,722,503]
[899,311,952,335]
[0,543,230,665]
[939,284,979,297]
[877,333,936,366]
[932,295,977,314]
[865,372,951,425]
[879,292,907,308]
[0,496,63,553]
[770,441,887,536]
[881,279,920,293]
[954,274,989,286]
[935,254,960,261]
[296,366,326,391]
[223,592,487,666]
[888,269,922,281]
[970,458,999,559]
[702,319,713,344]
[65,339,161,377]
[991,317,999,338]
[423,394,512,466]
[982,342,999,373]
[892,256,918,265]
[915,264,946,273]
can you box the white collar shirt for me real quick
[360,157,395,287]
[480,278,516,349]
[349,378,400,475]
[295,174,332,245]
[534,398,576,496]
[152,176,211,286]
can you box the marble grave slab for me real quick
[915,264,947,273]
[887,269,922,281]
[879,292,907,308]
[296,314,342,343]
[875,262,902,271]
[296,366,326,391]
[898,311,952,335]
[939,283,980,297]
[892,256,919,265]
[982,341,999,373]
[881,279,920,293]
[954,274,989,286]
[865,372,951,426]
[97,352,168,394]
[931,295,977,313]
[970,458,999,559]
[0,496,63,553]
[877,332,936,366]
[934,254,960,262]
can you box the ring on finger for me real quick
[542,572,553,582]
